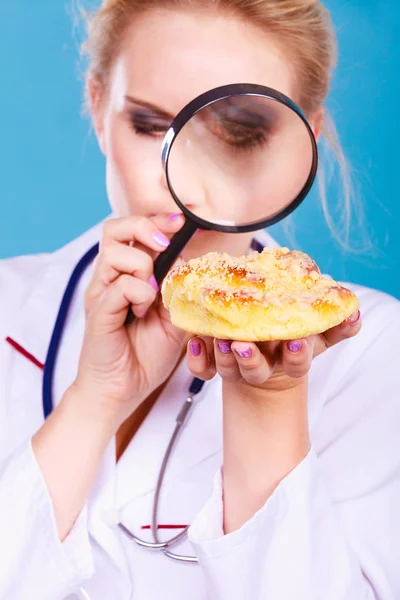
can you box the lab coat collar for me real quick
[114,359,223,510]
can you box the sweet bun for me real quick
[161,247,360,341]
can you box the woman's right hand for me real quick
[32,214,189,541]
[72,214,188,428]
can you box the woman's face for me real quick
[90,8,310,257]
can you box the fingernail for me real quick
[347,310,361,326]
[149,275,159,293]
[288,341,302,353]
[235,347,252,359]
[218,341,232,354]
[169,213,182,221]
[153,232,170,248]
[190,342,201,357]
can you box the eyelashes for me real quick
[214,123,269,152]
[127,108,272,154]
[128,110,170,137]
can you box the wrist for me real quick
[62,382,123,437]
[223,372,308,411]
[233,370,307,395]
[222,376,310,490]
[32,383,119,541]
[221,376,309,533]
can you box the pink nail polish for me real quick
[191,342,201,357]
[288,341,302,353]
[219,341,232,354]
[169,213,182,221]
[149,275,159,293]
[348,310,361,326]
[153,232,170,248]
[235,347,252,359]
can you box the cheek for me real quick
[103,116,163,215]
[107,120,141,191]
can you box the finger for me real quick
[281,338,314,379]
[150,212,186,234]
[231,342,274,386]
[316,309,362,355]
[186,337,217,381]
[213,339,241,382]
[200,336,216,360]
[86,244,158,309]
[134,213,187,263]
[101,214,185,252]
[88,275,157,331]
[99,243,155,286]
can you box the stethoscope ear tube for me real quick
[42,243,100,419]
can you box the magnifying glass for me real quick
[126,83,318,324]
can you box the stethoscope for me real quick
[42,237,265,566]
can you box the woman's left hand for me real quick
[186,309,362,533]
[186,309,361,390]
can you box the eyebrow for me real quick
[125,95,174,120]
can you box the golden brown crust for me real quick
[161,248,360,341]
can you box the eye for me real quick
[203,102,276,153]
[128,110,170,137]
[220,122,268,150]
[205,116,271,153]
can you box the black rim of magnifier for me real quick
[125,84,318,324]
[161,83,319,233]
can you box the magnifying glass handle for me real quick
[125,219,197,325]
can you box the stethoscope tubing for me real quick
[41,242,205,563]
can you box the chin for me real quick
[182,231,219,259]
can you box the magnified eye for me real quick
[217,122,268,150]
[204,101,276,152]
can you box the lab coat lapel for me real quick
[1,260,84,456]
[115,360,223,510]
[5,221,104,374]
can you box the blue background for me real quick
[0,1,399,298]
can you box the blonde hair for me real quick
[78,0,370,252]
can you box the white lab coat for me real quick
[0,219,399,600]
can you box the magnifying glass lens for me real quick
[166,94,315,228]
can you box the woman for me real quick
[0,1,399,599]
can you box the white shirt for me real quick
[0,220,399,600]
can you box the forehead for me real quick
[111,8,296,114]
